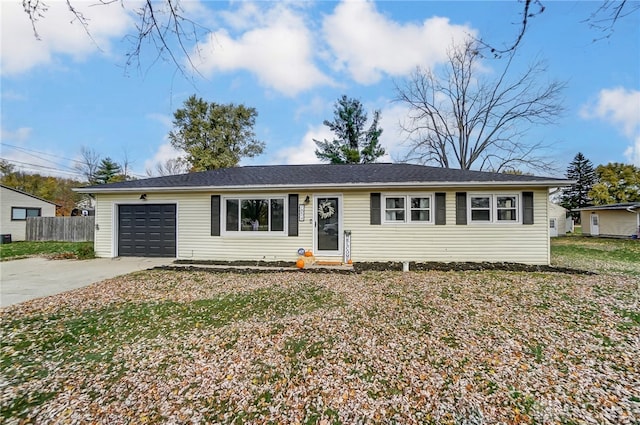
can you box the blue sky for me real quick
[1,0,639,180]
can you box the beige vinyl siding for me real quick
[94,187,551,264]
[94,192,313,260]
[344,188,549,265]
[0,186,56,241]
[580,210,639,238]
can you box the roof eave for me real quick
[74,179,572,194]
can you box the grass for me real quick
[1,236,638,423]
[0,241,94,260]
[551,235,640,275]
[1,282,341,420]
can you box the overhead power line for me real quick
[0,157,84,178]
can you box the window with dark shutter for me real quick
[435,192,446,225]
[370,193,381,225]
[456,192,467,225]
[211,195,221,236]
[288,194,299,236]
[523,191,534,225]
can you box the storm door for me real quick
[315,196,342,256]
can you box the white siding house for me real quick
[77,164,571,265]
[548,202,570,237]
[0,185,57,241]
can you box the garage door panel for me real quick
[118,204,176,257]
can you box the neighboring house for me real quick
[577,202,640,238]
[75,163,571,265]
[548,202,570,237]
[0,184,58,241]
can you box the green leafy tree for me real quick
[94,157,123,185]
[560,152,596,220]
[589,162,640,205]
[169,95,265,171]
[314,95,385,164]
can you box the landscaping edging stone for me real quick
[165,260,594,275]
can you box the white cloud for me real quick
[143,142,186,175]
[191,4,332,96]
[1,0,133,75]
[1,126,32,142]
[581,87,640,165]
[146,113,173,129]
[269,124,331,165]
[322,0,475,84]
[377,102,412,162]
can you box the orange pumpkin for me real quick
[304,250,313,257]
[296,259,305,269]
[347,259,353,264]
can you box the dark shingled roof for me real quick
[575,202,640,211]
[78,163,569,191]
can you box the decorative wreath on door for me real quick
[318,200,335,219]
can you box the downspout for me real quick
[626,206,640,237]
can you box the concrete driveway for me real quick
[0,257,172,307]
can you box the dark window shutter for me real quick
[288,194,299,236]
[370,193,381,225]
[523,191,534,225]
[435,192,446,225]
[211,195,221,236]
[456,192,467,225]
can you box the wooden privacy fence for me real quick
[26,216,95,242]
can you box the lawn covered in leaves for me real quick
[551,236,640,276]
[2,268,639,424]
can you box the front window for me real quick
[469,194,519,223]
[225,197,285,233]
[11,207,41,221]
[385,197,405,222]
[383,194,433,224]
[496,196,517,221]
[470,196,491,222]
[410,197,431,222]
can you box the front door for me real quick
[549,218,558,237]
[315,196,341,256]
[590,214,599,236]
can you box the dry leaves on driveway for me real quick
[1,270,639,424]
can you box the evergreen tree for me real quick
[314,95,385,164]
[94,157,123,184]
[560,152,596,221]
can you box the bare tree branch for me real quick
[476,0,638,57]
[74,146,101,184]
[22,0,209,77]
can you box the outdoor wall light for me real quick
[304,195,310,204]
[140,194,147,200]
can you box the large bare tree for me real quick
[394,40,565,172]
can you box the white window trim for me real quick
[382,194,434,224]
[468,193,521,224]
[221,195,287,236]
